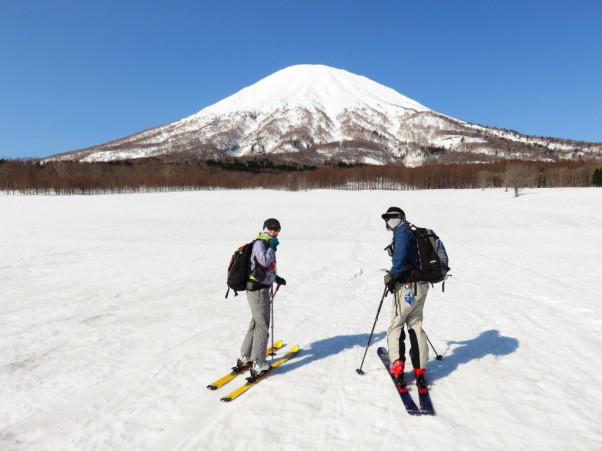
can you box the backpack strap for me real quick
[225,286,241,299]
[441,274,452,292]
[249,238,271,283]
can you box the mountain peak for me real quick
[199,64,430,116]
[47,64,601,165]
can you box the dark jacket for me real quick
[390,222,419,279]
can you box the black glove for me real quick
[275,276,286,286]
[384,272,396,292]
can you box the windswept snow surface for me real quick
[1,188,601,450]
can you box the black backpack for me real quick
[225,240,256,298]
[407,226,451,290]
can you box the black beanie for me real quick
[263,218,281,231]
[381,207,405,221]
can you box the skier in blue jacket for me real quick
[382,207,430,392]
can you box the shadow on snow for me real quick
[427,329,519,383]
[274,331,387,375]
[268,329,517,383]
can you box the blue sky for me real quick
[1,0,601,159]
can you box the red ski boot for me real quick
[389,360,406,386]
[414,368,428,394]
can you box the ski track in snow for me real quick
[1,188,601,450]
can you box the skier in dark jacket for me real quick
[235,218,286,379]
[382,207,430,392]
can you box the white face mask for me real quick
[386,217,402,230]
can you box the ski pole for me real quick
[270,284,281,361]
[427,336,443,360]
[356,286,389,375]
[270,283,281,304]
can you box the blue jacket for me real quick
[390,222,419,279]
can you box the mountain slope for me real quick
[48,65,602,166]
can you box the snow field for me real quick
[1,188,601,450]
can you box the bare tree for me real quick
[52,160,67,177]
[503,163,531,197]
[477,169,492,190]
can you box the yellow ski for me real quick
[207,340,283,390]
[220,345,300,402]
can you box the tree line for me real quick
[0,158,600,195]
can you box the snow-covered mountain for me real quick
[48,65,602,166]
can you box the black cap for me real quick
[263,218,281,231]
[381,207,405,221]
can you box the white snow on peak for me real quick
[195,64,430,117]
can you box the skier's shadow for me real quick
[275,331,387,375]
[427,329,519,383]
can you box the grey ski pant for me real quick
[240,287,271,363]
[387,281,430,369]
